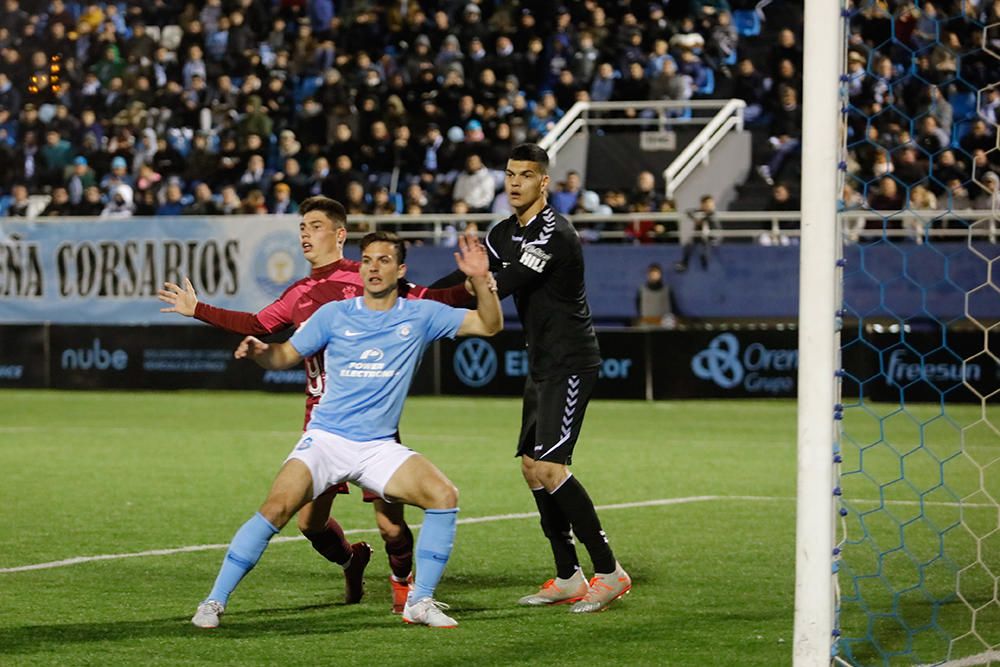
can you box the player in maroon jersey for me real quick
[158,196,469,613]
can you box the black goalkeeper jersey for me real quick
[486,205,602,378]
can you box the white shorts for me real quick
[284,429,417,500]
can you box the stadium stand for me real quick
[0,0,996,234]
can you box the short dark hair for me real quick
[360,230,406,264]
[509,143,549,172]
[299,196,347,228]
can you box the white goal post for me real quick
[793,0,845,665]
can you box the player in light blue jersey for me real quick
[191,231,502,630]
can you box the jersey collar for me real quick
[352,296,406,311]
[515,205,553,246]
[516,204,553,228]
[310,258,352,279]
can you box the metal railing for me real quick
[4,210,995,244]
[538,99,740,162]
[343,209,998,244]
[662,99,746,200]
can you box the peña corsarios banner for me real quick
[0,216,310,324]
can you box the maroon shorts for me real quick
[318,483,380,502]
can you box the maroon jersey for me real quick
[195,258,468,428]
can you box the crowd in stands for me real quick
[835,0,1000,229]
[0,0,734,217]
[0,0,996,239]
[0,0,765,222]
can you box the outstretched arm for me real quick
[455,235,503,337]
[234,336,303,369]
[159,277,285,335]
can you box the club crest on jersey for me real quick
[342,285,358,299]
[519,245,551,273]
[397,324,412,339]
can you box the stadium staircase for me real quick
[726,2,805,213]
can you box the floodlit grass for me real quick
[2,390,986,665]
[838,401,999,666]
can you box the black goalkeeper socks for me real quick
[550,475,616,575]
[532,487,580,579]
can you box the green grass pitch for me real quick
[2,390,983,666]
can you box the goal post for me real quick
[796,1,1000,665]
[793,0,845,664]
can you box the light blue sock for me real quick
[206,512,279,605]
[410,508,459,603]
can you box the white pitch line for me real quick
[916,651,1000,667]
[3,493,990,575]
[0,495,784,574]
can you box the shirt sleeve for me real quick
[422,283,473,307]
[484,223,505,273]
[194,302,272,335]
[255,289,295,331]
[289,302,337,358]
[421,300,468,341]
[402,280,473,307]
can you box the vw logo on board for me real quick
[453,338,498,387]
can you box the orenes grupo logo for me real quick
[453,338,497,387]
[691,333,744,389]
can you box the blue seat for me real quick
[951,120,973,146]
[295,75,323,104]
[948,92,978,147]
[697,67,716,96]
[733,10,761,37]
[949,92,977,122]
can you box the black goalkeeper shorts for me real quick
[516,371,598,465]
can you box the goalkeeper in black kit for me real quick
[443,143,632,612]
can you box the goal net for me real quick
[833,1,1000,665]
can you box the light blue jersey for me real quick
[289,297,467,440]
